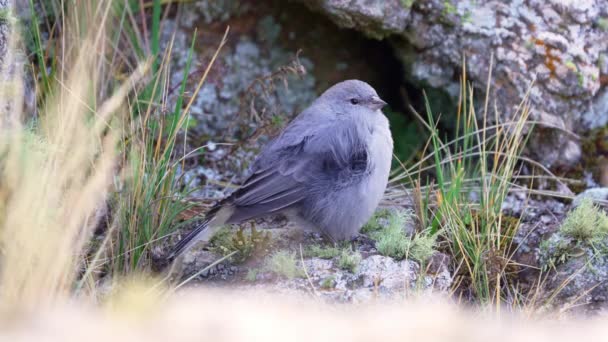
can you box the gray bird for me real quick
[167,80,393,261]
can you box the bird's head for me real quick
[320,80,387,112]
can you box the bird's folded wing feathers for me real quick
[229,119,369,214]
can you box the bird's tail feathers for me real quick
[166,220,210,262]
[166,204,231,262]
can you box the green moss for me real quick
[565,60,577,71]
[0,8,11,22]
[400,0,415,9]
[245,268,258,282]
[265,250,303,279]
[560,198,608,244]
[365,210,437,262]
[599,17,608,31]
[337,249,362,273]
[373,211,412,260]
[442,1,457,16]
[462,10,472,24]
[409,230,437,263]
[577,72,585,87]
[304,244,341,259]
[320,275,336,289]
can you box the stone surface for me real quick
[573,187,608,207]
[167,209,452,304]
[299,0,608,167]
[0,0,21,130]
[540,234,608,315]
[248,253,451,303]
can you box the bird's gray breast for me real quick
[303,112,393,240]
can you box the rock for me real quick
[298,0,608,167]
[162,12,317,141]
[0,0,26,130]
[173,249,234,280]
[573,188,608,207]
[265,254,452,303]
[355,255,417,290]
[542,245,608,315]
[299,0,411,39]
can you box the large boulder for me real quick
[299,0,608,167]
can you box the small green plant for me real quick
[408,230,437,263]
[400,0,415,8]
[265,250,303,279]
[365,209,436,263]
[245,268,259,282]
[462,10,472,24]
[442,1,457,16]
[539,237,577,272]
[210,226,272,263]
[560,198,608,244]
[304,244,341,259]
[373,210,413,260]
[598,17,608,31]
[337,249,362,273]
[320,276,336,289]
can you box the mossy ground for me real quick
[539,198,608,271]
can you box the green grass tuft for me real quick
[304,244,341,259]
[337,249,362,273]
[373,210,413,260]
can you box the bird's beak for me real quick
[370,96,387,111]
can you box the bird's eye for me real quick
[350,98,359,105]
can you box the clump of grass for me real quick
[337,249,362,273]
[265,250,303,279]
[560,198,608,244]
[388,58,533,305]
[107,4,229,273]
[373,210,413,260]
[0,0,148,309]
[304,244,341,259]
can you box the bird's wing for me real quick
[226,118,370,221]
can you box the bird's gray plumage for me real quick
[168,80,393,260]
